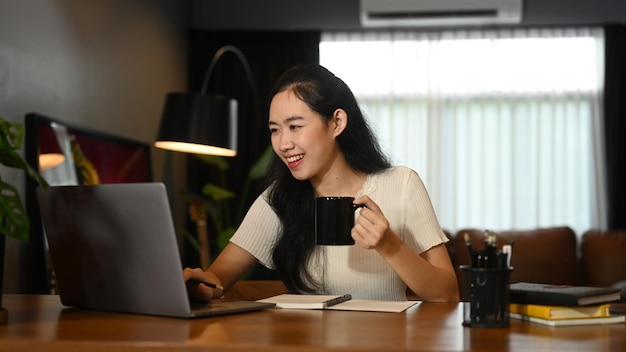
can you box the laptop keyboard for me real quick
[190,301,211,310]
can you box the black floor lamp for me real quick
[154,45,260,269]
[155,45,259,157]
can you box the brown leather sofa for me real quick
[581,230,626,299]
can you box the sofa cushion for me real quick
[581,230,626,289]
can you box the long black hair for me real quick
[264,64,391,293]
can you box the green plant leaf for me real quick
[217,226,236,252]
[183,229,201,252]
[0,150,48,188]
[196,154,230,171]
[247,145,274,180]
[0,115,49,242]
[201,183,235,202]
[204,199,223,228]
[185,144,273,262]
[0,117,23,151]
[0,118,43,187]
[0,179,30,242]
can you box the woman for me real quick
[184,64,459,302]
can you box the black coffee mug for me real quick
[315,197,364,245]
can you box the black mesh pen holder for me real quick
[461,265,513,328]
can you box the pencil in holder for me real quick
[461,265,513,328]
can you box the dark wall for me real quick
[0,0,191,293]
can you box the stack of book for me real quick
[509,282,625,326]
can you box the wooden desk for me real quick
[1,294,624,351]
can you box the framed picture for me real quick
[22,112,153,293]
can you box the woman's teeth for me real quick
[287,155,303,163]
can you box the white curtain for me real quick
[320,28,606,236]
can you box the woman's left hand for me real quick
[352,195,394,249]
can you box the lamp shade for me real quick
[39,153,65,171]
[155,93,238,157]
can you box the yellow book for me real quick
[510,313,625,326]
[509,303,611,320]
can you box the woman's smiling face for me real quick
[268,90,342,183]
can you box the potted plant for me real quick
[183,145,273,267]
[0,115,48,324]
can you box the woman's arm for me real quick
[377,234,459,302]
[183,242,258,301]
[352,195,459,302]
[184,189,281,301]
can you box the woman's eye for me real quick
[290,125,301,131]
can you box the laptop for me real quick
[36,182,275,318]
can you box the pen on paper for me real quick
[190,279,224,291]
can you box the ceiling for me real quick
[191,0,626,31]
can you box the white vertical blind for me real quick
[320,28,606,236]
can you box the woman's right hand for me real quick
[183,267,223,301]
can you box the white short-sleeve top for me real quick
[230,166,448,301]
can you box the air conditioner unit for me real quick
[360,0,523,27]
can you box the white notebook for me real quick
[258,294,417,313]
[258,294,352,309]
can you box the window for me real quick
[320,28,606,236]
